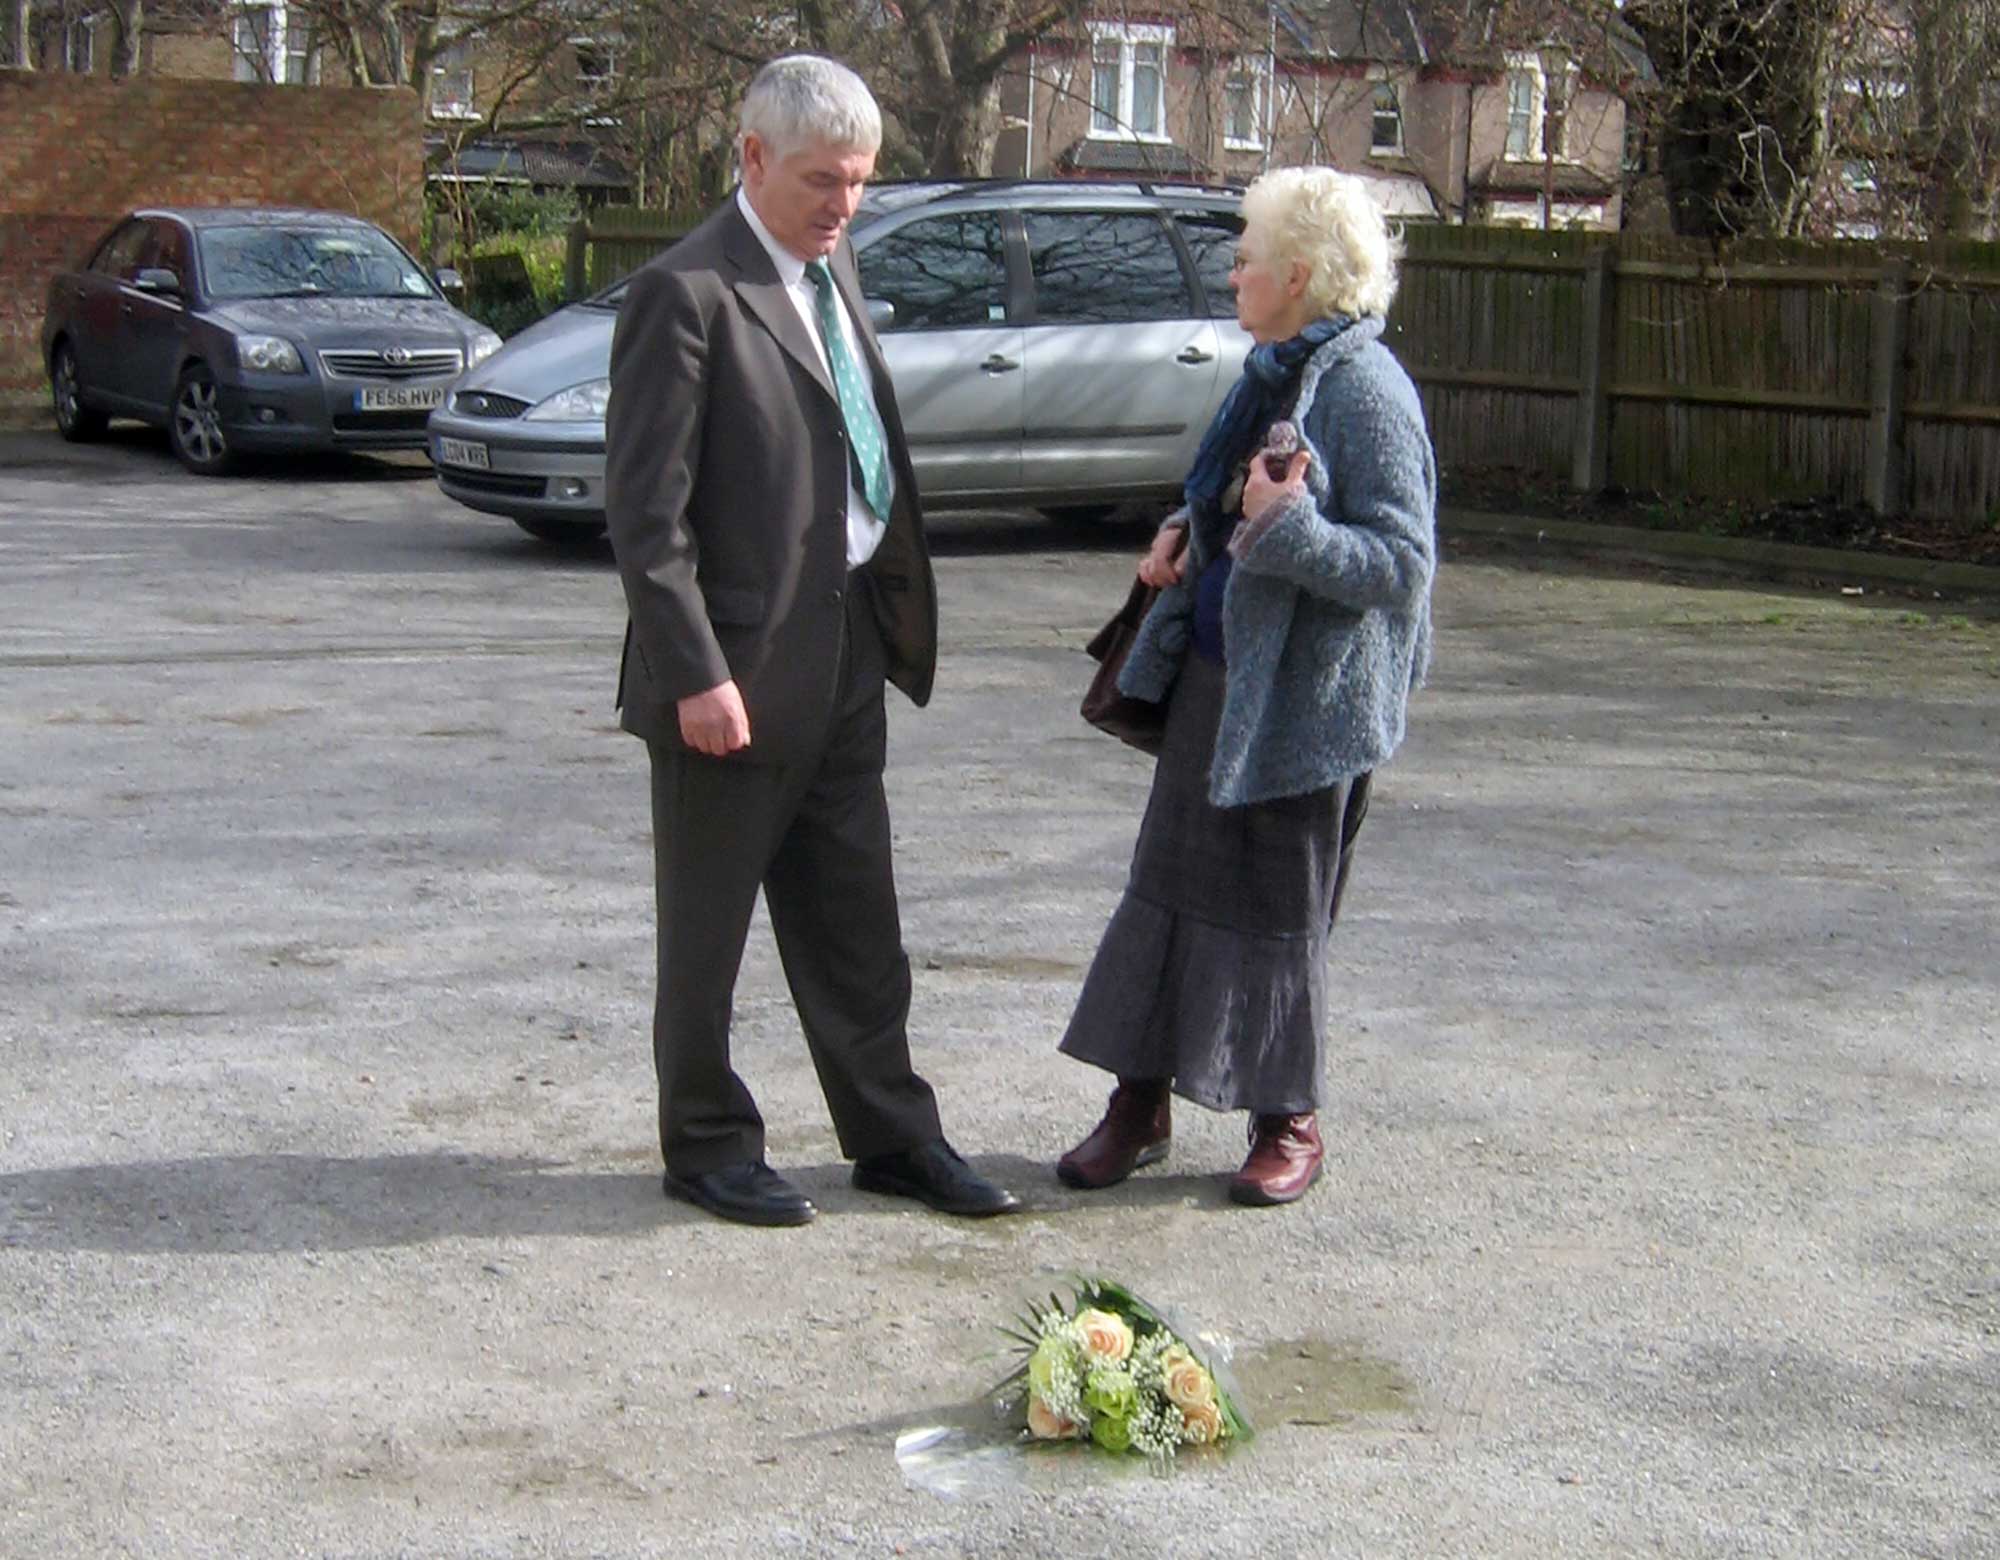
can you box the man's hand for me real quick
[1138,523,1190,589]
[678,680,751,756]
[1242,449,1309,522]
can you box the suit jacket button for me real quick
[830,587,844,603]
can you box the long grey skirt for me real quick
[1059,651,1369,1113]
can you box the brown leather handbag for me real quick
[1080,574,1167,756]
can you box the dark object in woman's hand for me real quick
[1261,420,1301,480]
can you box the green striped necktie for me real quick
[806,259,894,519]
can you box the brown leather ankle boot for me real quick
[1229,1112,1323,1206]
[1056,1080,1171,1190]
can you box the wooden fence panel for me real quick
[1904,279,2000,523]
[1393,227,1591,481]
[565,209,694,298]
[1388,225,1997,522]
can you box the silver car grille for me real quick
[319,347,464,381]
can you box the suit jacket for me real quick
[603,197,938,761]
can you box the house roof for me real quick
[1470,158,1617,198]
[1056,137,1206,178]
[1354,170,1441,217]
[1275,0,1429,64]
[426,137,631,191]
[519,140,631,189]
[1405,0,1656,85]
[1069,1,1652,81]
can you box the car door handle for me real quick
[980,353,1020,374]
[1176,345,1215,365]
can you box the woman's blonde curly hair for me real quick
[1242,166,1401,320]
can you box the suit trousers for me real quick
[646,573,943,1177]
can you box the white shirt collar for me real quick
[735,186,809,288]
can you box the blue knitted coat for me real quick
[1116,315,1437,807]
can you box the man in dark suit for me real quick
[603,54,1018,1227]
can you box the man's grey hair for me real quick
[739,55,882,161]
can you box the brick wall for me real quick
[0,69,423,392]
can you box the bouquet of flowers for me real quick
[998,1277,1252,1463]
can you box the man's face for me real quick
[741,133,877,262]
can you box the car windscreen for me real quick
[198,225,438,302]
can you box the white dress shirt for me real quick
[735,187,888,570]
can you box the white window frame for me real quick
[1222,56,1268,151]
[430,37,478,121]
[233,1,314,84]
[232,5,274,81]
[1502,50,1575,163]
[573,37,619,95]
[284,22,318,85]
[65,11,96,73]
[1502,60,1538,160]
[1369,79,1404,156]
[1086,22,1174,143]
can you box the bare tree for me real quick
[10,0,35,66]
[105,0,140,73]
[1890,0,1999,236]
[897,0,1099,174]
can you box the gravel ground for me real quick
[1,429,1996,1558]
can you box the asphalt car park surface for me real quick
[2,429,1996,1557]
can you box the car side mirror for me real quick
[134,267,182,296]
[865,297,896,330]
[434,267,465,295]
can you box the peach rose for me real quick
[1026,1393,1081,1440]
[1160,1348,1216,1413]
[1075,1308,1133,1363]
[1179,1398,1224,1444]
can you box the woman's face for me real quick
[1231,223,1311,344]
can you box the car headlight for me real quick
[236,334,303,374]
[523,378,610,422]
[467,330,503,368]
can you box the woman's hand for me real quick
[1138,523,1189,588]
[1241,449,1309,522]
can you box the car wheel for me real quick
[169,364,236,476]
[50,341,108,442]
[513,517,608,544]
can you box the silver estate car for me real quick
[428,180,1250,542]
[42,207,500,475]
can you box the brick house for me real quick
[5,0,309,82]
[5,0,632,205]
[996,2,1647,230]
[421,24,633,208]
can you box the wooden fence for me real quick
[565,207,2000,523]
[1388,226,2000,523]
[564,207,694,298]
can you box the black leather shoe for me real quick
[852,1139,1020,1217]
[664,1161,816,1227]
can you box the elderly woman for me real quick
[1056,167,1437,1207]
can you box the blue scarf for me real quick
[1184,316,1351,511]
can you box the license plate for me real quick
[357,385,447,412]
[436,436,490,469]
